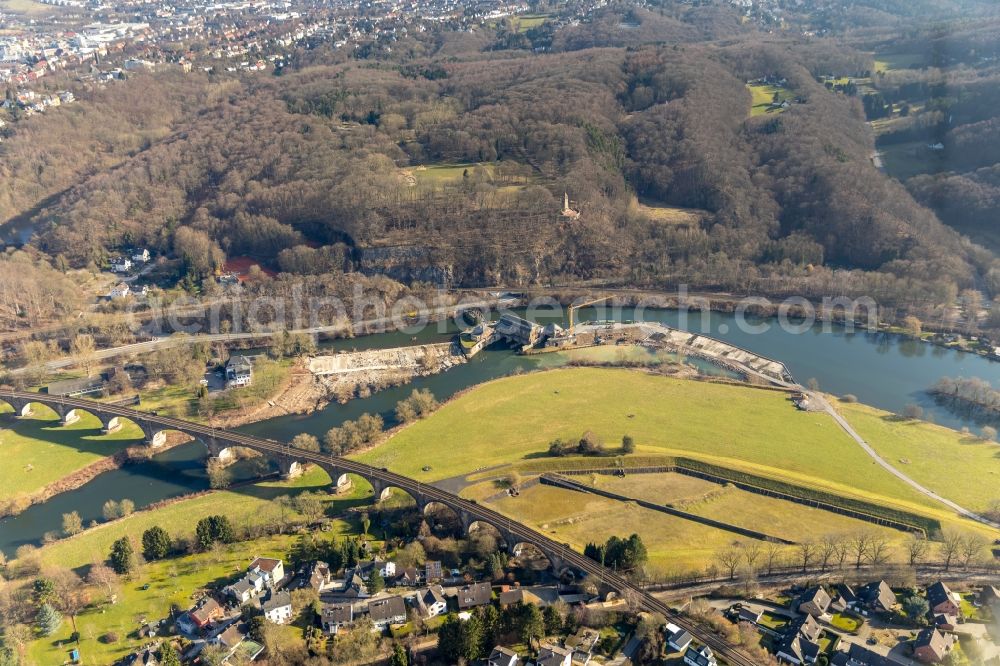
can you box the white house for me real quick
[131,248,150,262]
[248,557,284,584]
[379,561,397,578]
[108,282,130,299]
[417,585,448,618]
[111,256,132,273]
[226,356,254,388]
[261,590,293,624]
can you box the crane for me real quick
[567,295,613,333]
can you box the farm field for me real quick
[746,84,792,117]
[877,140,946,181]
[355,368,939,512]
[491,483,740,573]
[838,401,1000,513]
[0,405,144,498]
[579,473,907,545]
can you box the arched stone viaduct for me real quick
[0,389,758,665]
[0,391,563,571]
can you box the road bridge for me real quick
[0,389,758,666]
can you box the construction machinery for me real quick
[567,295,613,332]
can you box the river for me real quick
[3,307,999,556]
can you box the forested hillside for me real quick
[0,1,995,311]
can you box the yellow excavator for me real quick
[567,295,613,333]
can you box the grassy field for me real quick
[583,473,906,545]
[355,368,939,512]
[634,198,706,226]
[512,13,551,32]
[28,525,352,666]
[492,484,741,573]
[35,466,370,571]
[839,401,1000,513]
[0,408,145,498]
[0,0,65,15]
[747,84,792,117]
[874,53,924,73]
[405,162,534,188]
[876,140,944,181]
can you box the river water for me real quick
[4,307,999,556]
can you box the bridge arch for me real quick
[511,542,555,571]
[375,484,421,509]
[423,500,465,537]
[468,520,513,552]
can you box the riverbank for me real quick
[0,430,192,518]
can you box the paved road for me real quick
[8,297,515,376]
[810,391,1000,529]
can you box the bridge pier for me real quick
[102,416,123,434]
[6,398,33,418]
[279,458,304,479]
[329,471,353,495]
[146,430,167,448]
[60,408,80,427]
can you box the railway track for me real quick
[1,390,758,666]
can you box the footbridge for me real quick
[0,389,757,666]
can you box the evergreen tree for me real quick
[388,643,408,666]
[543,604,563,635]
[157,643,181,666]
[109,536,137,575]
[36,603,62,637]
[32,578,56,605]
[142,526,172,561]
[370,567,385,594]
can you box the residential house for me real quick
[395,566,420,587]
[776,615,823,665]
[226,355,253,388]
[536,644,572,666]
[456,581,492,610]
[262,590,293,624]
[368,596,406,631]
[307,561,332,592]
[683,645,718,666]
[858,581,896,613]
[666,623,693,652]
[187,597,224,631]
[981,585,1000,607]
[416,585,447,618]
[248,557,284,586]
[341,572,369,598]
[321,603,354,635]
[737,606,762,624]
[132,248,150,262]
[499,587,545,608]
[488,646,519,666]
[425,560,443,582]
[830,644,891,666]
[111,256,132,272]
[378,561,397,578]
[798,586,832,617]
[108,282,131,299]
[225,559,281,604]
[933,614,958,632]
[564,627,600,664]
[926,582,961,617]
[913,627,955,663]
